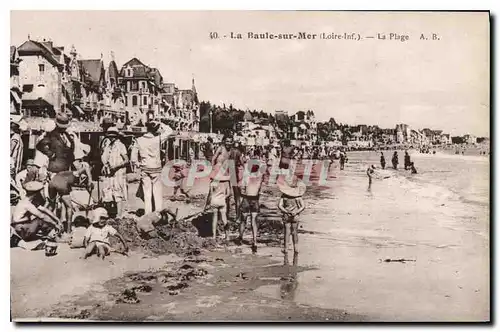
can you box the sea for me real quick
[256,149,490,321]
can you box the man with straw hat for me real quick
[11,181,62,255]
[277,175,306,254]
[36,113,75,174]
[101,127,129,218]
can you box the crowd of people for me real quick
[10,112,323,258]
[11,111,420,260]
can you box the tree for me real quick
[317,122,330,141]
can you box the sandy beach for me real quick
[11,151,490,322]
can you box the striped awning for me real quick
[10,90,21,104]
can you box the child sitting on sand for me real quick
[83,208,129,259]
[277,175,306,254]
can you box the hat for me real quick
[210,163,231,182]
[23,181,44,193]
[10,115,23,126]
[74,143,91,160]
[92,207,109,224]
[26,159,35,167]
[101,117,114,128]
[42,120,56,132]
[55,113,70,129]
[106,126,120,136]
[371,165,376,169]
[277,175,306,198]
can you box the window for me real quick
[127,69,132,77]
[132,95,138,106]
[141,82,146,89]
[22,84,34,93]
[38,64,45,74]
[125,96,128,107]
[131,81,138,91]
[143,96,148,105]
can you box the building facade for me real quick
[13,38,201,134]
[17,39,64,117]
[119,58,160,125]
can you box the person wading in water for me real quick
[391,151,399,170]
[380,152,386,169]
[404,151,411,170]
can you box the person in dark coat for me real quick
[36,113,75,175]
[391,151,399,170]
[404,151,411,170]
[380,152,386,169]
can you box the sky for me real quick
[11,11,490,136]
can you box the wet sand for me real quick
[11,153,489,321]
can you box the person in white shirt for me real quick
[11,181,62,254]
[101,127,129,218]
[15,159,39,199]
[131,121,173,214]
[83,207,128,259]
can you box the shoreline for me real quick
[11,154,489,322]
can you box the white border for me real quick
[2,1,497,331]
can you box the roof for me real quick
[122,57,146,68]
[243,111,253,121]
[422,128,434,136]
[148,68,163,86]
[108,60,119,79]
[78,59,104,84]
[119,57,152,78]
[133,66,149,78]
[17,40,61,67]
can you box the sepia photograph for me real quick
[9,10,490,322]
